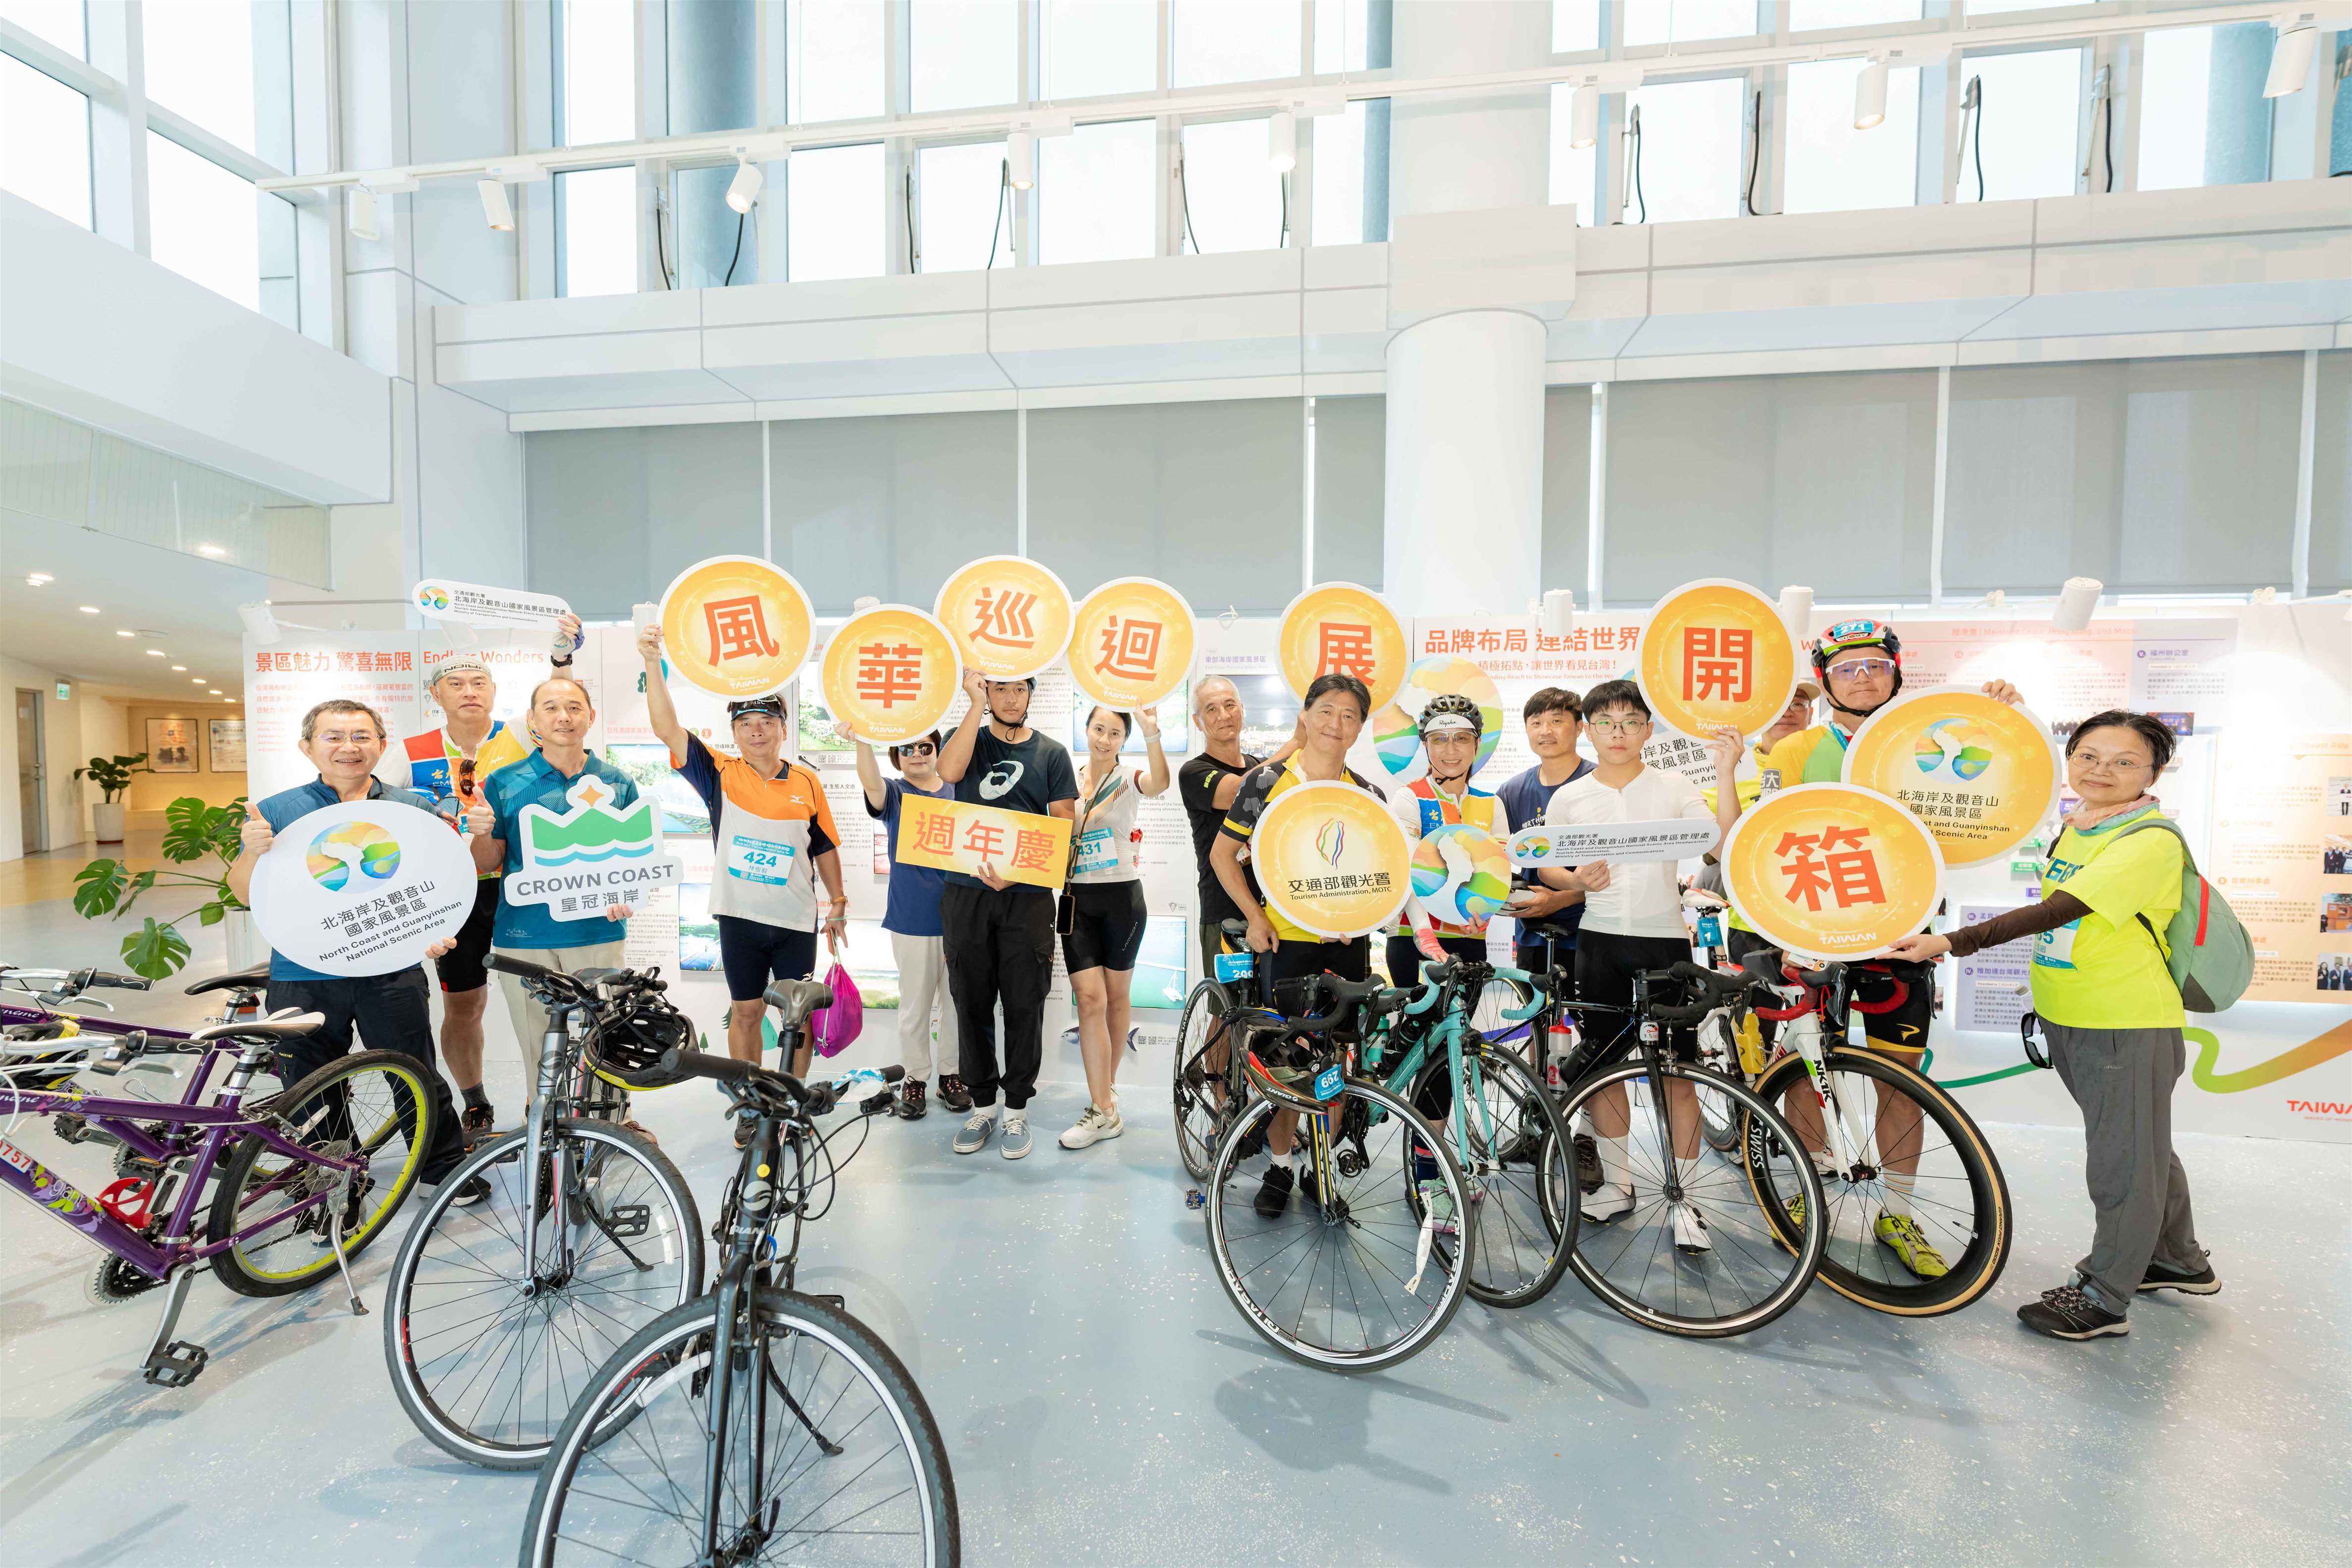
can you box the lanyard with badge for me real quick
[1059,768,1128,931]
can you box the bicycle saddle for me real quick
[1219,917,1250,939]
[186,962,271,996]
[190,1010,324,1044]
[1523,922,1580,945]
[762,978,833,1030]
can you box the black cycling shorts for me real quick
[432,879,501,994]
[1846,958,1934,1055]
[1062,880,1149,974]
[1574,929,1701,1062]
[717,915,820,1004]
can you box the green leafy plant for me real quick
[72,752,151,805]
[74,796,249,979]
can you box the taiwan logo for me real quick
[308,822,401,891]
[1316,820,1347,867]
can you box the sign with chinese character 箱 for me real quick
[893,792,1074,891]
[1635,578,1799,742]
[820,604,959,746]
[501,776,685,921]
[1719,783,1944,961]
[1068,576,1196,711]
[413,578,574,631]
[1278,583,1407,712]
[1250,779,1413,939]
[658,556,815,699]
[1506,818,1720,868]
[934,556,1075,681]
[1843,691,2059,868]
[248,800,478,976]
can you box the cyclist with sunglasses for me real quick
[848,726,965,1120]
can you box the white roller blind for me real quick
[1543,386,1593,596]
[2314,351,2352,594]
[525,423,764,616]
[1312,396,1382,590]
[769,412,1016,613]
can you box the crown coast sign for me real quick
[502,777,684,920]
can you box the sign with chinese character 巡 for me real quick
[502,776,685,920]
[1250,780,1412,939]
[820,604,959,745]
[1720,783,1944,961]
[1278,583,1407,712]
[1068,576,1196,711]
[1843,691,2059,868]
[1634,578,1799,742]
[1507,818,1720,867]
[248,800,479,976]
[934,556,1075,681]
[893,792,1074,891]
[658,556,815,699]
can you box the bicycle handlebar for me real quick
[87,970,151,991]
[655,1047,905,1116]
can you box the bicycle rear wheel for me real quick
[1171,979,1235,1185]
[1695,1016,1745,1154]
[1405,1038,1575,1309]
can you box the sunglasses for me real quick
[1826,657,1898,679]
[897,741,937,756]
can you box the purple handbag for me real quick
[808,960,864,1059]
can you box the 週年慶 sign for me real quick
[893,793,1074,891]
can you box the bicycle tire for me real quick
[520,1286,959,1568]
[1746,1048,2011,1317]
[383,1118,704,1469]
[1171,978,1235,1185]
[1403,1037,1576,1309]
[1695,1015,1745,1154]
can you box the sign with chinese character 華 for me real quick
[1635,578,1800,742]
[893,792,1075,891]
[1507,818,1720,868]
[820,604,959,745]
[658,556,815,699]
[413,578,574,631]
[934,556,1075,681]
[1719,783,1944,961]
[1250,779,1413,939]
[248,800,478,977]
[1278,583,1407,712]
[1067,576,1196,711]
[501,776,685,921]
[1843,691,2059,868]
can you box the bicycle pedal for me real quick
[142,1340,208,1388]
[53,1113,95,1145]
[604,1203,651,1239]
[1184,1188,1206,1210]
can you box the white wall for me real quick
[0,659,131,860]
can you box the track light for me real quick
[1854,58,1890,130]
[726,155,764,214]
[1571,83,1601,151]
[478,179,514,231]
[1777,586,1815,643]
[2265,22,2317,97]
[348,184,379,241]
[2052,577,2102,633]
[1008,131,1035,191]
[1269,110,1297,172]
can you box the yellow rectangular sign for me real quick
[894,794,1073,891]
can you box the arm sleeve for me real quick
[1946,893,2091,957]
[2061,831,2183,936]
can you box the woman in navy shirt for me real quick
[850,727,963,1120]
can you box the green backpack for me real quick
[2101,815,2254,1013]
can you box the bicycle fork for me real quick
[1785,1014,1874,1176]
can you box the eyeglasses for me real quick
[1826,658,1898,680]
[2068,752,2152,774]
[1587,717,1648,736]
[311,731,380,747]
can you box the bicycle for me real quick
[0,965,438,1385]
[1171,918,1260,1184]
[384,955,705,1469]
[520,977,958,1568]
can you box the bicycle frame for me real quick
[1747,967,1879,1176]
[1361,962,1545,1179]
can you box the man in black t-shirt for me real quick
[1175,675,1298,980]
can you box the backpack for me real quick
[2097,815,2254,1013]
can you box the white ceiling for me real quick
[1,513,263,701]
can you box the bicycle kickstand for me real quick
[139,1263,209,1388]
[327,1187,369,1317]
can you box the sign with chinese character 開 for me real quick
[413,578,575,631]
[1842,691,2060,868]
[934,556,1075,681]
[1249,780,1413,939]
[1067,576,1196,711]
[893,793,1075,891]
[1635,578,1800,742]
[1507,818,1720,868]
[248,800,479,976]
[658,556,816,699]
[501,777,685,921]
[1719,783,1944,961]
[1278,583,1407,712]
[821,604,959,745]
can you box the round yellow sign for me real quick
[820,605,959,746]
[1634,578,1799,741]
[1278,583,1407,712]
[934,556,1074,681]
[1721,783,1944,962]
[658,555,814,700]
[1843,691,2059,868]
[1067,577,1197,712]
[1251,780,1412,940]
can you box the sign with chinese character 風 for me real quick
[934,556,1075,681]
[658,556,815,699]
[1507,818,1720,867]
[1250,779,1413,939]
[1278,583,1407,712]
[248,800,478,976]
[821,604,959,745]
[1635,578,1799,742]
[1719,783,1944,961]
[1067,576,1196,711]
[893,793,1075,891]
[413,578,574,631]
[1843,691,2059,868]
[502,776,685,921]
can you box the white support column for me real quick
[1382,310,1547,616]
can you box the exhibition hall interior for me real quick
[3,0,2350,1564]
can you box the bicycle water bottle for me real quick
[1734,1012,1767,1076]
[1545,1017,1576,1092]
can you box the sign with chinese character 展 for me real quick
[1250,780,1413,939]
[1843,691,2060,868]
[1068,576,1196,710]
[821,605,959,745]
[935,556,1075,681]
[1635,578,1800,741]
[248,800,478,977]
[658,556,815,699]
[1278,583,1407,711]
[1720,783,1944,961]
[502,777,685,921]
[894,793,1075,891]
[413,578,575,631]
[1508,818,1720,868]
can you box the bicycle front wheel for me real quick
[1404,1038,1575,1309]
[1171,978,1236,1185]
[520,1286,958,1568]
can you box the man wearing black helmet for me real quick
[1386,692,1508,985]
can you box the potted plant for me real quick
[73,752,151,845]
[74,796,248,980]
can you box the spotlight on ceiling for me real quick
[2265,19,2318,97]
[1269,110,1297,173]
[1854,57,1891,130]
[726,154,764,214]
[478,178,514,232]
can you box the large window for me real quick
[556,166,639,297]
[1040,119,1156,266]
[788,0,885,122]
[141,0,295,165]
[1311,99,1388,246]
[1543,387,1595,595]
[2137,22,2275,192]
[2314,352,2352,594]
[146,130,300,328]
[1624,0,1758,51]
[788,142,885,280]
[1782,59,1919,215]
[666,0,754,135]
[1788,0,1918,29]
[1044,0,1156,99]
[909,0,1017,112]
[1314,0,1390,73]
[1623,77,1745,224]
[1,0,85,56]
[1551,0,1600,55]
[1,53,91,229]
[558,0,636,145]
[1181,117,1285,254]
[1172,0,1300,88]
[917,140,1010,272]
[1957,49,2085,203]
[1547,83,1600,224]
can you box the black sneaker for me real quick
[2139,1260,2221,1295]
[1234,1121,1268,1163]
[860,1089,899,1116]
[936,1075,973,1112]
[1573,1132,1602,1195]
[1252,1163,1295,1218]
[461,1102,495,1151]
[2017,1283,2128,1340]
[897,1079,929,1120]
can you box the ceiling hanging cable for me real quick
[721,208,748,285]
[1176,154,1201,254]
[1277,170,1290,249]
[985,156,1009,271]
[904,167,918,271]
[2081,64,2113,194]
[1960,74,1985,202]
[1741,88,1762,215]
[653,187,675,287]
[1623,104,1646,224]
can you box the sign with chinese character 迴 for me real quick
[501,776,685,921]
[248,800,478,977]
[1278,583,1407,712]
[413,578,574,631]
[1719,783,1944,961]
[658,556,815,699]
[934,556,1075,681]
[1843,691,2059,868]
[1635,578,1799,742]
[1507,818,1721,868]
[1068,576,1196,711]
[820,604,959,746]
[893,792,1074,891]
[1250,780,1413,939]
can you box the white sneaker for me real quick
[1671,1200,1711,1254]
[1581,1184,1635,1224]
[1001,1114,1033,1160]
[1058,1104,1124,1150]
